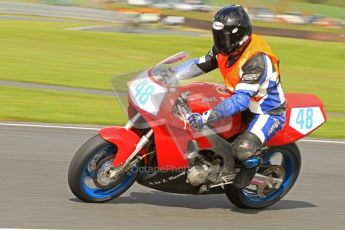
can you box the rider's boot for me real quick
[231,157,260,189]
[231,132,262,189]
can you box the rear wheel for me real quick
[226,143,301,209]
[68,135,138,203]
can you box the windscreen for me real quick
[111,52,190,129]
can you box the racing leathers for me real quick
[178,34,286,187]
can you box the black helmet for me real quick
[212,5,252,55]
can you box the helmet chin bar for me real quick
[239,35,249,46]
[221,35,251,56]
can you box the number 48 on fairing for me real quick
[296,108,313,129]
[289,107,325,135]
[134,80,155,105]
[129,77,167,115]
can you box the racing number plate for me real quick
[129,76,167,115]
[289,107,325,135]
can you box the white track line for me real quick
[298,139,345,144]
[65,25,109,31]
[0,122,99,131]
[0,122,344,144]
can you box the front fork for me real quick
[109,113,153,179]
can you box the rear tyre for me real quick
[68,135,138,203]
[225,143,301,209]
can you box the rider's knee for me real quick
[233,132,262,162]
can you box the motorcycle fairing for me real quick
[98,126,141,167]
[136,170,224,195]
[127,80,192,170]
[267,93,327,146]
[152,124,190,170]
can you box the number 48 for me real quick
[134,80,155,105]
[296,108,313,129]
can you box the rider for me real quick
[175,5,286,188]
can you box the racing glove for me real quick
[187,110,219,129]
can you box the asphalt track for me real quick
[0,124,344,230]
[0,2,130,22]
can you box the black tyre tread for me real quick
[68,135,136,203]
[226,142,301,209]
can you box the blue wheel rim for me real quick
[80,149,137,199]
[241,149,296,204]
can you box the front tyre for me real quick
[226,143,301,209]
[68,135,138,203]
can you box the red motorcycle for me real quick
[68,52,326,209]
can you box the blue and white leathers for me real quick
[247,113,286,143]
[212,54,286,143]
[214,54,285,117]
[176,51,286,144]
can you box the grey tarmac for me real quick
[0,2,130,22]
[0,124,344,229]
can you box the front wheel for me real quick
[68,135,138,203]
[226,143,301,209]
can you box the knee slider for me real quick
[234,132,262,162]
[234,140,256,161]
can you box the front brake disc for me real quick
[93,155,123,189]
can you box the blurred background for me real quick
[0,0,344,138]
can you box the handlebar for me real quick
[176,92,191,129]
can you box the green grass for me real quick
[0,19,344,138]
[312,116,345,139]
[0,85,126,125]
[0,20,213,90]
[265,36,345,114]
[1,0,41,3]
[1,20,344,112]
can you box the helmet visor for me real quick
[212,30,233,54]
